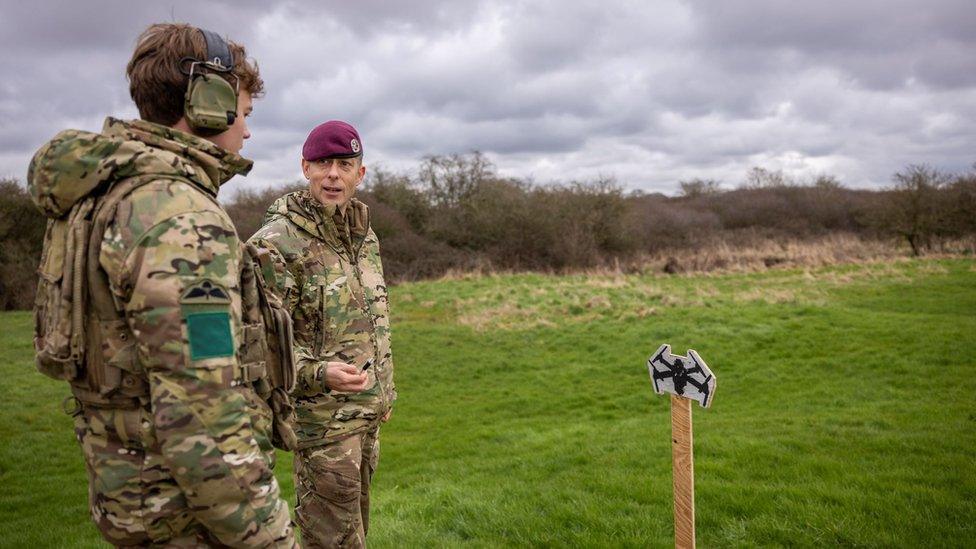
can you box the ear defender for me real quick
[183,29,238,136]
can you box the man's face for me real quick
[304,156,366,208]
[208,91,252,155]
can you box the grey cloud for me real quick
[1,0,974,194]
[0,0,271,53]
[0,0,276,178]
[688,0,976,90]
[267,0,484,38]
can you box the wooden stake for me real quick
[670,394,695,549]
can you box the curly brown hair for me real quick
[126,23,264,126]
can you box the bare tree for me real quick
[418,151,495,207]
[812,174,844,190]
[943,167,976,241]
[880,164,950,256]
[742,166,793,189]
[678,178,722,198]
[363,166,430,233]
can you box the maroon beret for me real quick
[302,120,363,161]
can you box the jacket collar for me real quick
[272,190,370,250]
[102,117,253,196]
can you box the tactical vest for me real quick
[33,174,298,450]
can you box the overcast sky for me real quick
[1,0,974,196]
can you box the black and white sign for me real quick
[647,344,717,408]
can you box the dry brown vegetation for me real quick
[2,156,974,310]
[350,156,975,283]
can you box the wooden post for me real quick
[670,394,695,549]
[647,344,716,549]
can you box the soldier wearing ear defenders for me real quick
[26,23,296,547]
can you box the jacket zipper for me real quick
[350,238,387,416]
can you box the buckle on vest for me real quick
[61,395,82,416]
[236,361,267,384]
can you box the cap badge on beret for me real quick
[351,139,361,153]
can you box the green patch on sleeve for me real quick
[185,311,234,360]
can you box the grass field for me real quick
[1,258,974,547]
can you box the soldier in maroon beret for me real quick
[302,121,367,211]
[248,120,397,548]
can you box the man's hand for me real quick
[382,409,392,423]
[324,362,370,392]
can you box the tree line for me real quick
[2,155,974,309]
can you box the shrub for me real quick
[225,181,306,240]
[3,158,974,308]
[0,179,47,310]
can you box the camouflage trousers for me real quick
[294,427,380,548]
[72,398,293,547]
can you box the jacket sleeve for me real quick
[247,234,328,397]
[105,207,294,548]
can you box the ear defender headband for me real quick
[182,29,239,136]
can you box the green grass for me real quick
[1,258,974,547]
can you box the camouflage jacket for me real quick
[249,190,395,448]
[27,118,294,547]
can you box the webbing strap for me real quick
[87,175,165,322]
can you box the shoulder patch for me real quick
[185,311,234,360]
[181,279,231,304]
[180,279,233,360]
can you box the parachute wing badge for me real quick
[647,343,716,408]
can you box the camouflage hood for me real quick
[27,117,253,219]
[264,190,370,248]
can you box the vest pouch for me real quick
[35,352,79,382]
[70,318,146,407]
[98,319,148,399]
[243,242,299,450]
[258,284,298,452]
[270,386,298,451]
[268,305,296,392]
[33,202,93,382]
[239,322,269,378]
[243,243,298,393]
[238,247,271,391]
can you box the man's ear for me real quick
[301,158,310,179]
[356,164,367,186]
